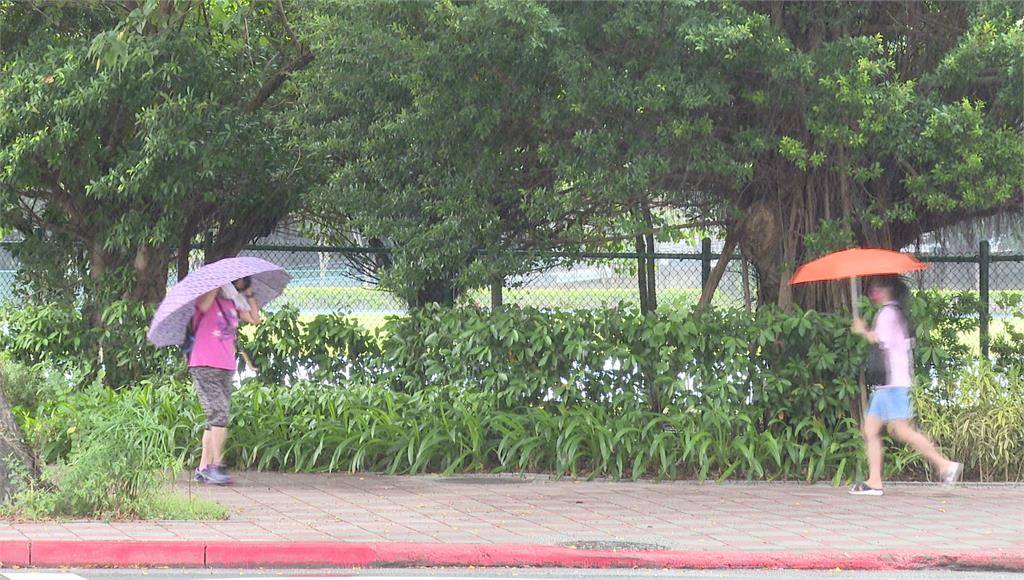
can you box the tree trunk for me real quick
[698,227,739,309]
[177,228,194,282]
[86,240,110,329]
[635,233,649,314]
[490,277,503,308]
[737,199,784,307]
[0,370,41,500]
[412,276,457,308]
[130,244,171,303]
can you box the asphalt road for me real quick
[1,569,1021,580]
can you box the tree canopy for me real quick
[0,0,310,311]
[2,0,1022,311]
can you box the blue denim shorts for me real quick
[867,387,914,421]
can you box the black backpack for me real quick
[181,318,198,357]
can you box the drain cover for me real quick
[559,540,666,551]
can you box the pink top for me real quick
[873,302,913,388]
[188,297,239,370]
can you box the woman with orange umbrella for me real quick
[790,249,962,495]
[847,275,961,495]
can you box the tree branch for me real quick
[527,221,727,250]
[243,0,313,113]
[697,221,740,309]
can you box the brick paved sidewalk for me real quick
[0,472,1020,554]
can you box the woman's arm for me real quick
[196,288,220,313]
[851,316,879,344]
[239,292,261,325]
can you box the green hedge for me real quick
[240,291,1023,403]
[15,363,1022,483]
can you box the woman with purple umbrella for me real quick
[149,256,289,486]
[189,276,261,485]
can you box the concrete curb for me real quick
[0,541,1021,571]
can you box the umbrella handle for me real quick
[850,277,860,319]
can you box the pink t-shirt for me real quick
[188,297,239,370]
[873,302,913,388]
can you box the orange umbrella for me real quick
[789,248,927,316]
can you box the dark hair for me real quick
[869,275,914,335]
[234,276,252,291]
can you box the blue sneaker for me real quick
[205,464,234,486]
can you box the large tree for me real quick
[291,1,664,307]
[0,0,311,311]
[295,1,1022,310]
[545,1,1023,309]
[722,1,1023,307]
[0,0,314,494]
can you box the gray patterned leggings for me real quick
[190,367,234,428]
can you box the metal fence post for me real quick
[979,239,990,360]
[203,231,213,264]
[701,237,712,290]
[491,277,503,308]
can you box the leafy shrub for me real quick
[0,300,183,389]
[95,300,185,386]
[911,290,981,378]
[0,303,89,366]
[11,296,1024,486]
[242,296,989,414]
[238,305,381,384]
[991,292,1024,371]
[23,375,203,466]
[4,378,220,519]
[0,358,75,413]
[23,362,1024,483]
[914,364,1024,481]
[183,378,873,482]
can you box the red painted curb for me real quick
[0,541,30,567]
[368,544,1024,571]
[13,541,1024,571]
[30,540,206,567]
[206,541,376,567]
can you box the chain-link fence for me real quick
[237,245,406,316]
[233,243,757,313]
[0,239,1020,353]
[0,243,16,306]
[221,240,1024,361]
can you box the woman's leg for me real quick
[200,429,213,469]
[192,367,232,471]
[887,420,954,474]
[208,426,228,466]
[208,369,234,468]
[863,415,886,488]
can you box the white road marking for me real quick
[3,574,89,580]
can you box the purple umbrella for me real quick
[147,256,291,347]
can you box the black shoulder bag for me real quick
[865,344,888,387]
[864,304,907,387]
